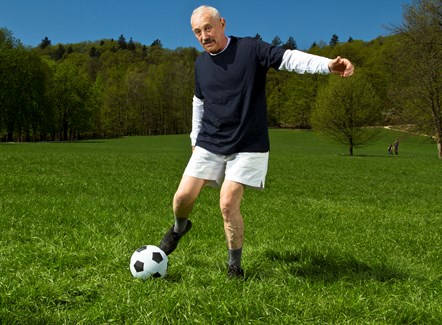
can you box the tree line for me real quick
[0,0,441,157]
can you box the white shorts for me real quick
[183,146,269,189]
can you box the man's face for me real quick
[191,10,227,54]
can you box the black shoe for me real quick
[227,265,244,279]
[159,220,192,255]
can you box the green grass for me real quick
[0,129,441,324]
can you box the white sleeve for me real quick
[190,95,204,146]
[279,49,331,74]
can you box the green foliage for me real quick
[0,27,22,49]
[49,54,95,140]
[0,130,440,323]
[385,0,442,158]
[311,73,382,155]
[0,32,52,141]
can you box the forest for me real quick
[0,0,441,157]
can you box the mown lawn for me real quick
[0,129,440,324]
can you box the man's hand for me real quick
[328,56,354,77]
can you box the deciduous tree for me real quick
[387,0,442,158]
[311,73,382,156]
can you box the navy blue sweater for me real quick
[194,36,286,155]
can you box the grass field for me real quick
[0,129,441,324]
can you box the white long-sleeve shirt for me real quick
[190,49,331,146]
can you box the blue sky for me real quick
[1,0,410,50]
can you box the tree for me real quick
[282,36,297,50]
[150,39,163,47]
[141,45,147,59]
[52,44,65,61]
[271,36,282,47]
[118,34,127,50]
[0,29,51,141]
[128,37,136,51]
[329,34,339,47]
[387,0,442,158]
[89,46,100,58]
[311,74,382,156]
[39,36,51,49]
[49,54,94,140]
[0,28,21,50]
[98,49,137,136]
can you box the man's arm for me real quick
[279,50,353,77]
[190,95,204,147]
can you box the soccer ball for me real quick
[130,245,168,279]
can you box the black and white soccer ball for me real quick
[130,245,168,279]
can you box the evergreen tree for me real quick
[329,34,339,47]
[39,36,51,49]
[150,39,163,47]
[271,36,282,47]
[128,37,136,51]
[118,34,127,50]
[282,36,297,50]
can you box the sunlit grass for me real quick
[0,130,440,323]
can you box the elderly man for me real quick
[160,5,354,279]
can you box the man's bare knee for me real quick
[173,190,195,209]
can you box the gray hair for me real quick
[191,5,221,23]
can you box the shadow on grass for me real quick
[250,249,407,283]
[334,154,392,158]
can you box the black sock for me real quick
[173,217,188,234]
[228,247,242,268]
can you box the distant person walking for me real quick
[394,139,399,155]
[388,143,393,156]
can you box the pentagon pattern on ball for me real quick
[152,252,163,264]
[134,260,144,272]
[137,245,148,252]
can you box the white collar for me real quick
[209,37,231,56]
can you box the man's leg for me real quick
[159,176,207,255]
[173,175,207,220]
[220,180,245,277]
